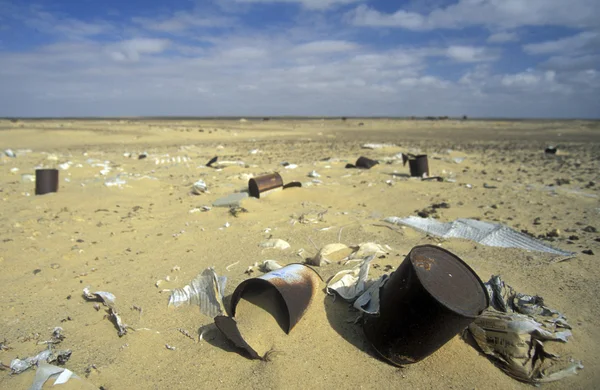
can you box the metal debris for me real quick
[30,362,79,390]
[168,268,227,318]
[83,288,128,337]
[385,216,574,256]
[10,347,72,374]
[362,143,396,149]
[468,275,582,384]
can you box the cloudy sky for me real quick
[0,0,599,118]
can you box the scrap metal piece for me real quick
[83,288,128,337]
[168,268,227,319]
[468,275,582,384]
[385,216,574,256]
[215,264,321,359]
[248,173,283,198]
[10,347,72,375]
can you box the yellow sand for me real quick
[0,118,599,389]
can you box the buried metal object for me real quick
[214,264,321,359]
[355,156,379,169]
[248,172,284,198]
[363,245,489,365]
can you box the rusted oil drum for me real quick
[409,155,429,177]
[35,169,59,195]
[363,245,489,365]
[248,172,284,198]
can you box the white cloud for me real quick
[22,9,114,39]
[348,1,600,30]
[132,12,233,33]
[107,38,171,62]
[232,0,363,10]
[292,40,359,54]
[446,46,499,62]
[523,31,600,55]
[487,31,519,43]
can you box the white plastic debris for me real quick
[361,143,396,149]
[168,268,226,319]
[259,239,291,250]
[308,243,352,266]
[10,167,19,173]
[83,288,128,336]
[469,276,583,384]
[453,157,466,164]
[192,179,208,194]
[385,216,574,256]
[212,160,245,169]
[4,149,16,157]
[284,164,298,170]
[104,176,127,187]
[249,149,260,154]
[58,162,71,170]
[260,260,283,272]
[21,174,35,183]
[347,242,388,260]
[308,170,321,178]
[326,255,374,301]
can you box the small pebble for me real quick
[568,235,579,240]
[33,269,41,275]
[546,229,560,238]
[583,226,597,233]
[582,249,594,255]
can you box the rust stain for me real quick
[413,255,435,271]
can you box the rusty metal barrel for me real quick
[363,245,488,365]
[35,169,59,195]
[409,155,429,177]
[248,172,283,198]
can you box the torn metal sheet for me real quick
[468,276,582,384]
[168,268,227,318]
[326,256,374,301]
[83,288,128,337]
[10,347,72,374]
[30,362,79,390]
[385,216,574,256]
[353,275,388,315]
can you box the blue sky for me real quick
[0,0,598,118]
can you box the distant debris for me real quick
[239,118,248,123]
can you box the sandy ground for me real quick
[0,118,599,389]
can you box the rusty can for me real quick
[215,264,321,359]
[248,172,283,198]
[363,245,488,365]
[35,169,59,195]
[355,156,379,169]
[409,154,429,177]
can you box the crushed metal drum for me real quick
[355,156,378,169]
[214,264,321,359]
[248,172,283,198]
[363,245,489,365]
[35,169,59,195]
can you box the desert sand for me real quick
[0,118,599,389]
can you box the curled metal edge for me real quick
[214,264,322,359]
